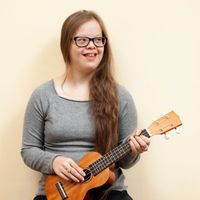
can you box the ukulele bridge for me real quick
[56,181,68,199]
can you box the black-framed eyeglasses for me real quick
[73,36,107,47]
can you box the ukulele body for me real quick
[45,152,115,200]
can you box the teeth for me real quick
[85,53,95,56]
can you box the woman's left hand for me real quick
[129,129,151,155]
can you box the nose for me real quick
[86,40,96,49]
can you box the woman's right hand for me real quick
[52,156,86,183]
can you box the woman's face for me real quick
[69,19,104,74]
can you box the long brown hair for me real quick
[60,10,119,154]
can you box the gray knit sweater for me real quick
[21,80,139,196]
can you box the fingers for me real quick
[129,129,151,155]
[52,156,85,183]
[133,129,143,137]
[129,137,141,154]
[70,160,86,177]
[64,160,85,182]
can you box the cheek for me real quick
[98,48,104,60]
[70,47,83,60]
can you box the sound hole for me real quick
[83,169,92,182]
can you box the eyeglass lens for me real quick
[74,37,106,47]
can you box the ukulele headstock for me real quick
[147,111,182,136]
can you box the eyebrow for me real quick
[74,34,102,37]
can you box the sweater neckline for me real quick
[50,79,91,103]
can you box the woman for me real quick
[21,10,150,200]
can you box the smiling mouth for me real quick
[83,53,97,57]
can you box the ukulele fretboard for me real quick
[88,129,150,176]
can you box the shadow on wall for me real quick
[0,112,40,199]
[0,38,65,199]
[21,37,65,92]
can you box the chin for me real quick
[86,62,100,69]
[86,65,98,72]
[82,64,98,74]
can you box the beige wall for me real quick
[0,0,199,199]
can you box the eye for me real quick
[94,37,103,43]
[77,37,88,43]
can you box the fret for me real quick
[140,129,150,138]
[89,141,131,176]
[89,129,150,176]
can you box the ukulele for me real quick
[45,110,182,200]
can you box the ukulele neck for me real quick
[89,129,150,176]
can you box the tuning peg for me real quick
[175,128,180,134]
[164,134,170,140]
[162,111,167,115]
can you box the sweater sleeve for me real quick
[116,85,140,169]
[21,89,58,174]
